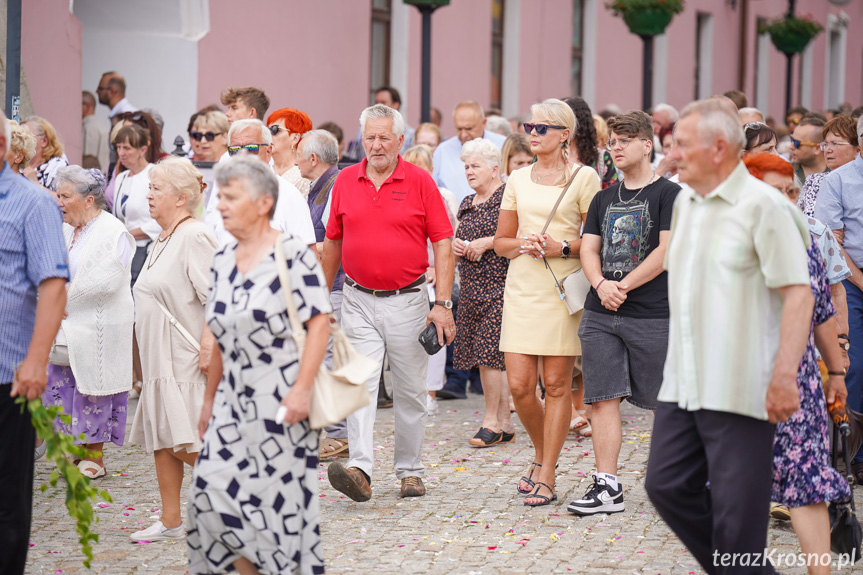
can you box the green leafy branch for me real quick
[607,0,685,17]
[19,397,112,568]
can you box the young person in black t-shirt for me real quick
[568,110,680,516]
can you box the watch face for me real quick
[446,300,453,310]
[844,342,851,351]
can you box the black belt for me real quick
[345,275,426,297]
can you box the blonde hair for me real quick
[593,114,609,148]
[8,121,36,171]
[22,115,64,160]
[402,145,434,174]
[193,110,229,135]
[150,156,205,213]
[529,99,576,185]
[414,122,441,146]
[500,133,531,176]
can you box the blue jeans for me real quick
[843,280,863,463]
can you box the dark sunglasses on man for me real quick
[523,123,567,136]
[227,144,268,156]
[190,131,223,142]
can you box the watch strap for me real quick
[828,370,846,376]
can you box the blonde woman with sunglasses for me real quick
[494,98,601,507]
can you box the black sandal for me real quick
[517,462,541,494]
[469,427,503,448]
[524,481,557,507]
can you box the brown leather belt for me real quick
[345,275,426,297]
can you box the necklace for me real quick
[532,163,564,184]
[69,212,101,251]
[147,215,192,269]
[617,172,656,205]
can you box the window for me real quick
[572,0,584,96]
[491,0,504,110]
[370,0,392,104]
[694,12,713,100]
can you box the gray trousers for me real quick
[341,282,429,480]
[323,290,347,439]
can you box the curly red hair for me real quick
[743,153,793,181]
[266,108,312,135]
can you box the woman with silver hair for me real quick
[452,138,515,447]
[189,156,331,575]
[128,156,218,542]
[40,165,136,478]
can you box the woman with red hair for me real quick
[267,107,313,197]
[744,153,851,573]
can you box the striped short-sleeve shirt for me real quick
[0,163,69,383]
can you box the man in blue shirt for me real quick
[0,112,69,575]
[813,115,863,482]
[433,101,506,203]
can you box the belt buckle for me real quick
[372,289,384,297]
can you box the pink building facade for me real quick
[18,0,863,165]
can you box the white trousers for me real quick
[341,282,429,480]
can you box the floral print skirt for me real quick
[42,364,129,446]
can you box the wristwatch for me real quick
[434,299,454,310]
[828,369,847,377]
[839,334,850,351]
[560,240,571,259]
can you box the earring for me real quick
[292,145,296,153]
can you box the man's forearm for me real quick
[432,239,454,300]
[619,247,666,292]
[830,282,849,335]
[28,277,67,363]
[839,245,863,291]
[321,238,343,292]
[772,284,815,378]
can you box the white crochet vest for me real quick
[61,213,135,396]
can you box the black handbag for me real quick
[829,426,862,560]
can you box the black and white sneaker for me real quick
[567,475,624,515]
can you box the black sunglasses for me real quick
[523,123,567,136]
[268,125,290,136]
[190,131,223,142]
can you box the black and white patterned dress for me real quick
[187,235,331,575]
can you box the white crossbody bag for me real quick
[540,166,592,315]
[157,300,201,351]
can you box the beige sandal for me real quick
[319,437,349,459]
[78,460,106,479]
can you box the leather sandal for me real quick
[78,460,106,479]
[469,427,503,448]
[524,481,557,507]
[320,437,349,459]
[517,462,541,494]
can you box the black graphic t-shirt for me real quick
[582,177,680,318]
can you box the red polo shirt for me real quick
[326,156,453,290]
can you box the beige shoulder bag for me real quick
[274,235,376,429]
[540,166,592,315]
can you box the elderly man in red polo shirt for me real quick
[322,104,455,501]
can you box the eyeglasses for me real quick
[523,123,567,136]
[227,144,268,156]
[605,137,649,151]
[190,131,223,142]
[820,140,855,151]
[790,137,820,149]
[268,125,290,136]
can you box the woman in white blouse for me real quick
[112,123,161,283]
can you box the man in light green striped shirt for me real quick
[645,99,813,574]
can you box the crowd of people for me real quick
[1,72,862,575]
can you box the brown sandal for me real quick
[320,437,349,459]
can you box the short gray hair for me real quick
[460,138,501,171]
[680,99,746,152]
[485,115,512,136]
[359,104,405,138]
[653,103,679,123]
[300,129,339,165]
[228,118,272,146]
[54,165,108,210]
[738,107,765,122]
[214,156,279,219]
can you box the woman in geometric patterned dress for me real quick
[188,157,331,575]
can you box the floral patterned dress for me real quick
[771,236,852,507]
[452,185,508,371]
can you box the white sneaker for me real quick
[129,520,185,541]
[426,395,439,416]
[567,475,625,516]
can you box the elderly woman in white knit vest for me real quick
[41,166,135,479]
[129,156,218,542]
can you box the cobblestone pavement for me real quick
[27,395,863,574]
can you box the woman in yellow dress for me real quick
[494,99,601,506]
